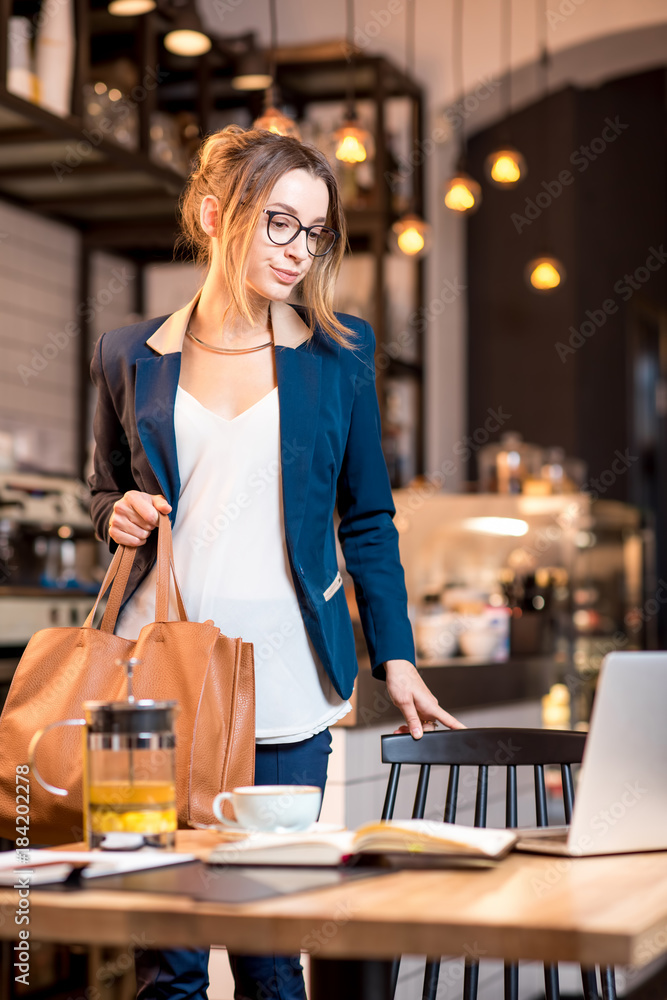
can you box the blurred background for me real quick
[0,2,666,994]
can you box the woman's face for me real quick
[245,168,330,303]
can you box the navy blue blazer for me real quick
[88,293,416,700]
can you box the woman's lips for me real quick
[271,265,300,284]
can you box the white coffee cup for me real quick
[212,785,322,833]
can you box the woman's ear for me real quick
[200,195,220,237]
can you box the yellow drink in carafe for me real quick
[88,780,176,835]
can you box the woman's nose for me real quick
[284,230,309,261]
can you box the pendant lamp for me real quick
[443,0,482,214]
[334,0,374,164]
[391,0,432,257]
[485,0,526,187]
[164,0,212,56]
[109,0,155,14]
[524,8,565,292]
[252,0,301,138]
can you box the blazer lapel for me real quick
[142,293,321,545]
[135,353,182,509]
[274,344,322,550]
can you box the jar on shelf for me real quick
[414,593,458,660]
[478,432,543,493]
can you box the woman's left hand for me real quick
[384,659,466,738]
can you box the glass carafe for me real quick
[84,699,178,849]
[30,697,179,849]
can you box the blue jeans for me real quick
[135,728,333,999]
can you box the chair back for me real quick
[381,727,586,828]
[379,728,615,1000]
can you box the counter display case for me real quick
[335,491,650,731]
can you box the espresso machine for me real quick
[0,472,106,704]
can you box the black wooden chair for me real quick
[381,727,617,1000]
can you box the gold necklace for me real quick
[186,313,274,354]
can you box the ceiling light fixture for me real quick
[525,255,565,291]
[232,46,272,91]
[392,213,432,257]
[252,0,301,137]
[334,0,374,164]
[524,3,565,292]
[108,0,155,15]
[444,171,482,214]
[164,0,212,56]
[485,0,526,187]
[443,0,482,215]
[392,0,432,257]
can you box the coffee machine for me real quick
[0,471,105,652]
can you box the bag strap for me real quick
[155,512,188,623]
[99,544,137,632]
[83,513,188,633]
[83,544,136,631]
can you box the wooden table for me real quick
[2,831,667,998]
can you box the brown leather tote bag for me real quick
[0,513,255,845]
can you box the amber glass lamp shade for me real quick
[485,146,527,187]
[391,213,432,258]
[525,256,566,291]
[443,173,482,214]
[334,119,374,164]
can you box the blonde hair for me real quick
[177,125,357,349]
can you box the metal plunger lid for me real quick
[83,657,178,734]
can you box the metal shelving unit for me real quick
[0,0,426,481]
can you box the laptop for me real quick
[516,651,667,857]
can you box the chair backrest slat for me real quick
[413,764,431,819]
[562,763,575,823]
[534,764,548,826]
[474,765,489,828]
[506,764,518,828]
[382,762,401,820]
[444,764,459,823]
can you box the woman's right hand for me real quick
[109,491,172,547]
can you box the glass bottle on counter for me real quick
[414,593,457,661]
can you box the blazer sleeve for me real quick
[87,333,136,551]
[336,321,416,680]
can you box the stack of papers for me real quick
[0,850,195,885]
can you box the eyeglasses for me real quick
[263,210,340,257]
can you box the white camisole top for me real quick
[115,383,351,744]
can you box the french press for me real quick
[29,659,179,849]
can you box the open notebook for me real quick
[207,820,517,868]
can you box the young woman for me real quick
[88,124,463,1000]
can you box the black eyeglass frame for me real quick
[263,209,341,257]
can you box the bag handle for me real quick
[84,513,188,633]
[83,544,136,630]
[155,512,188,622]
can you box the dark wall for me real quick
[466,69,667,500]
